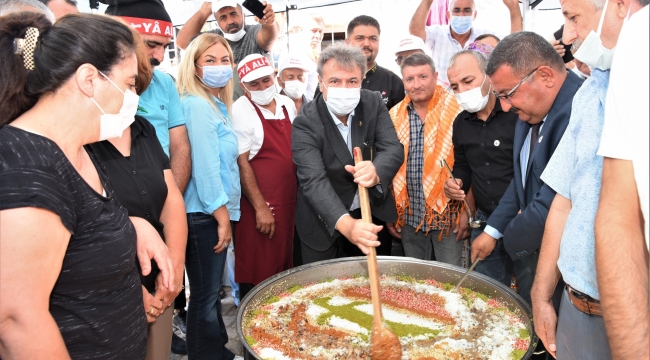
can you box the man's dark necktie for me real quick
[527,122,543,172]
[529,122,542,158]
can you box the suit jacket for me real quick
[487,71,584,259]
[292,89,404,251]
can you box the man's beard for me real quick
[571,38,583,52]
[226,23,241,33]
[150,58,161,67]
[362,46,375,64]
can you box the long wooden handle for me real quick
[353,147,383,321]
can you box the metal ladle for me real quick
[440,160,483,229]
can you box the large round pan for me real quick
[237,256,538,359]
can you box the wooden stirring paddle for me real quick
[353,147,402,360]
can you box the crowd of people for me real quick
[0,0,647,359]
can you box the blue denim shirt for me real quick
[182,95,241,221]
[541,69,610,299]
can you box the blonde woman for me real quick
[176,33,241,360]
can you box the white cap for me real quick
[238,54,275,82]
[212,0,239,14]
[277,54,311,75]
[395,35,428,55]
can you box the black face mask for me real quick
[150,58,161,67]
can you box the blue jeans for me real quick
[226,242,239,307]
[185,213,234,360]
[512,250,538,306]
[471,209,514,287]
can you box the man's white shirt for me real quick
[597,6,649,248]
[231,94,297,160]
[424,25,497,88]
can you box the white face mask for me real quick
[90,71,139,141]
[244,83,277,106]
[281,79,307,99]
[454,74,490,113]
[221,23,246,42]
[573,4,615,70]
[321,80,361,116]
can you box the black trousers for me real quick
[301,209,393,265]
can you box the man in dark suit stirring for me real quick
[292,43,404,264]
[471,32,583,305]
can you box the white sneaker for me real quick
[233,356,245,360]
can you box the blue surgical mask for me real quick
[196,65,233,88]
[450,16,473,35]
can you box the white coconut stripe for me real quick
[476,336,517,359]
[329,316,369,335]
[353,304,445,331]
[328,296,354,306]
[258,347,291,360]
[435,338,472,352]
[305,304,329,319]
[472,298,488,312]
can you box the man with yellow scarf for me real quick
[386,53,464,265]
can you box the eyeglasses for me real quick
[492,67,539,102]
[395,56,405,65]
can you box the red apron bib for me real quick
[235,98,297,285]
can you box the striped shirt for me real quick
[424,25,496,88]
[405,104,428,231]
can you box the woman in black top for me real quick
[84,27,187,360]
[87,114,187,359]
[0,13,173,359]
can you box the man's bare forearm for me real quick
[409,0,433,41]
[159,171,188,270]
[595,158,649,359]
[237,154,267,211]
[169,126,191,193]
[176,6,212,50]
[258,21,280,52]
[507,2,523,33]
[532,194,570,304]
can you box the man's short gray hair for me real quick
[589,0,606,10]
[0,0,53,19]
[448,50,487,74]
[486,31,565,78]
[304,13,325,27]
[317,42,367,78]
[400,52,436,74]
